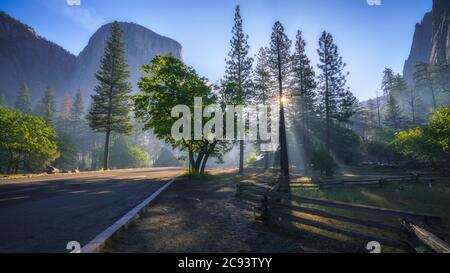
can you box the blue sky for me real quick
[1,0,431,100]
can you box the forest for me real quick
[0,6,449,179]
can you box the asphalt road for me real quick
[0,167,181,253]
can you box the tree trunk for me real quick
[103,130,111,170]
[264,151,269,171]
[239,140,244,174]
[276,34,290,191]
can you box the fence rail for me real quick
[236,178,449,253]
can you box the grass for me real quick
[293,182,450,225]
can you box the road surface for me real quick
[0,167,181,253]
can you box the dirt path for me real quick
[105,170,308,253]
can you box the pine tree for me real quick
[414,62,437,110]
[87,22,132,170]
[268,21,292,182]
[58,92,73,134]
[407,87,424,125]
[291,30,316,173]
[375,90,382,128]
[37,85,56,127]
[0,92,7,108]
[292,30,316,122]
[71,89,85,135]
[381,68,395,96]
[222,5,253,174]
[366,99,378,128]
[317,31,348,151]
[15,84,32,115]
[383,94,405,130]
[254,47,274,170]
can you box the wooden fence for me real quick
[314,173,450,189]
[236,179,450,253]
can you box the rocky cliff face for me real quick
[429,0,450,64]
[403,12,432,84]
[403,0,450,83]
[0,13,182,106]
[0,12,76,105]
[74,22,183,102]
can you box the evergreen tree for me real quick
[375,90,382,128]
[414,62,437,110]
[268,21,292,181]
[71,89,85,135]
[383,94,405,130]
[291,30,316,173]
[37,85,56,127]
[58,92,73,134]
[15,84,32,115]
[87,22,132,170]
[253,47,274,170]
[291,30,316,121]
[0,92,7,108]
[381,68,395,96]
[317,31,349,151]
[365,98,378,128]
[407,87,424,125]
[222,5,253,174]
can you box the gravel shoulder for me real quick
[105,170,309,253]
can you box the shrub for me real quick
[311,146,337,176]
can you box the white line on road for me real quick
[80,175,179,253]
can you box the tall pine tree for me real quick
[414,62,437,110]
[291,30,316,173]
[15,84,32,115]
[58,92,73,134]
[253,47,274,170]
[87,22,132,170]
[37,85,56,127]
[222,5,253,174]
[268,21,292,182]
[381,68,395,96]
[317,31,349,152]
[383,94,405,130]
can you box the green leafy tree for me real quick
[222,5,253,174]
[0,107,59,173]
[133,55,229,174]
[37,85,56,127]
[54,134,77,170]
[268,21,292,181]
[109,136,150,169]
[15,84,32,115]
[395,106,450,168]
[87,22,132,170]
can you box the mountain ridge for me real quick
[0,12,183,106]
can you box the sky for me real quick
[0,0,432,101]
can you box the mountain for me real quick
[0,12,76,106]
[0,12,183,106]
[74,22,183,103]
[429,0,450,64]
[403,0,450,83]
[403,12,432,84]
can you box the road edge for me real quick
[80,175,180,253]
